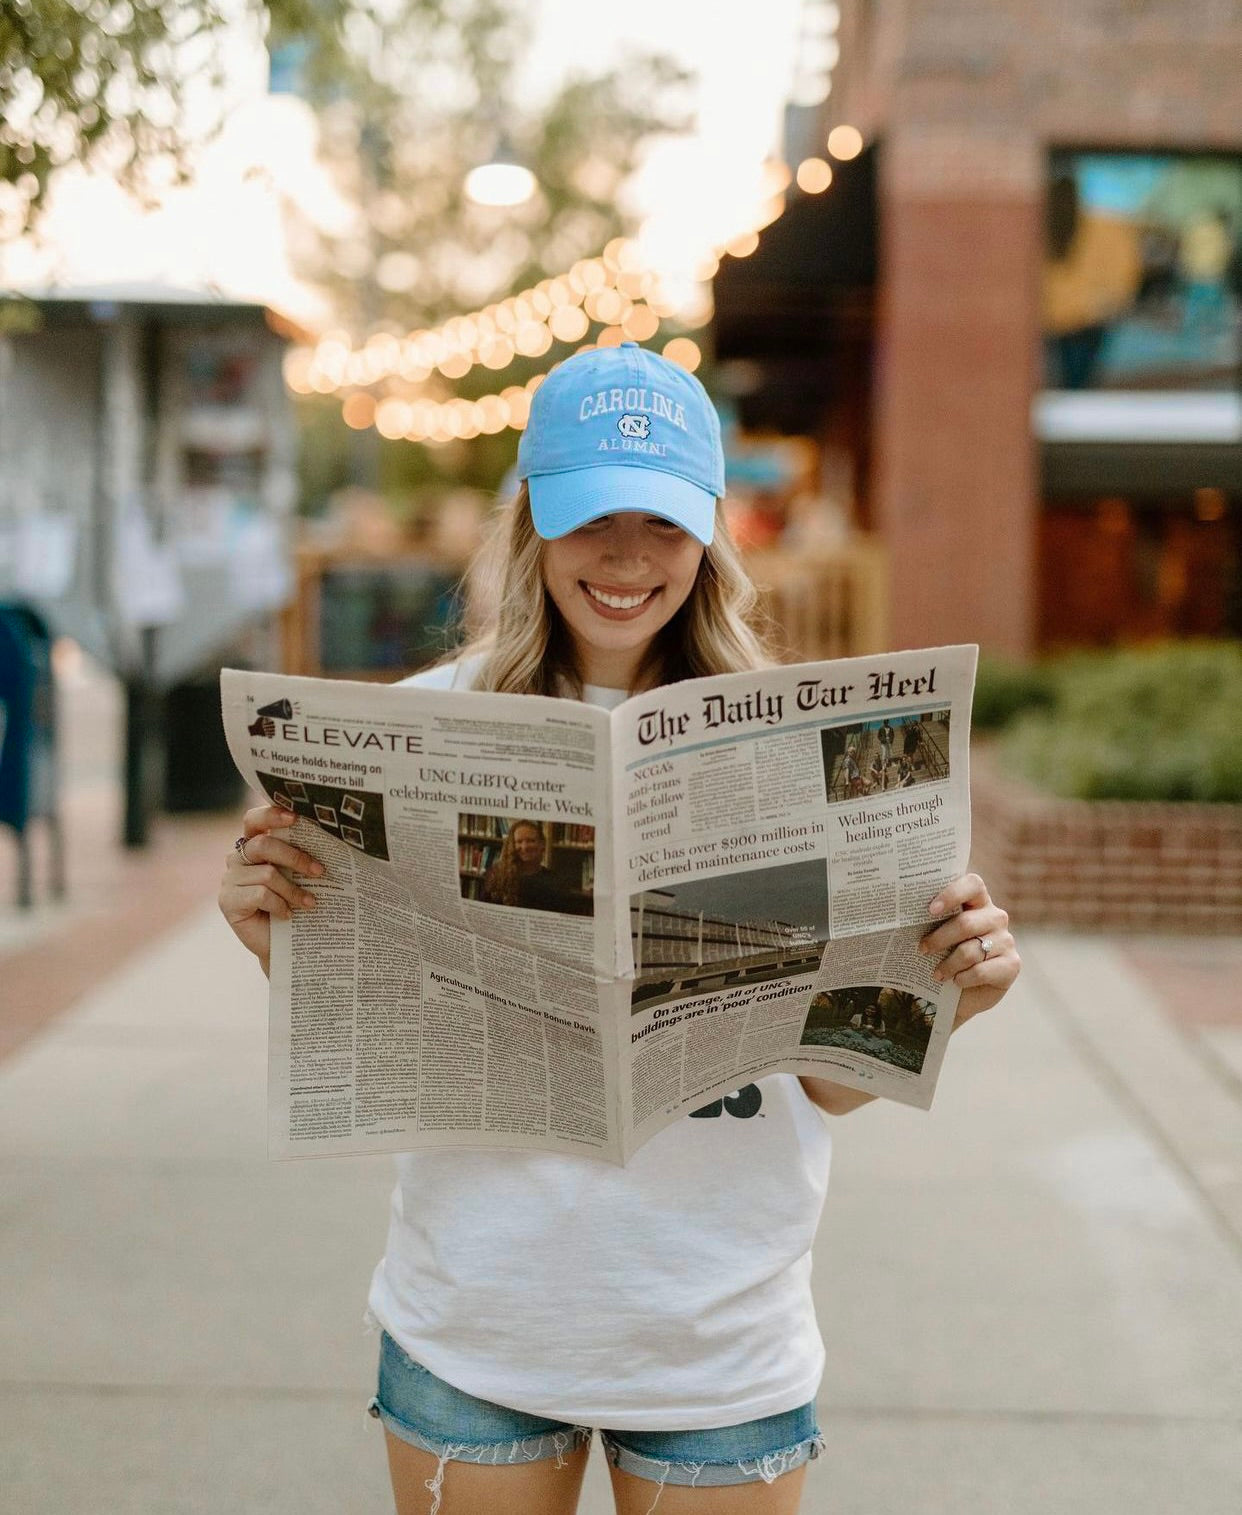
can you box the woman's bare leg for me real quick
[608,1461,807,1515]
[384,1428,590,1515]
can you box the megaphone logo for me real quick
[248,696,295,738]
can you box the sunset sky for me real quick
[1,1,809,326]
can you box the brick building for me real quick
[714,0,1242,656]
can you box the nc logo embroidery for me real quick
[688,1084,763,1120]
[617,413,651,439]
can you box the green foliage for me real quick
[0,0,337,227]
[3,0,687,339]
[973,656,1058,731]
[801,1026,925,1073]
[0,295,42,334]
[0,0,232,227]
[294,9,690,333]
[999,641,1242,803]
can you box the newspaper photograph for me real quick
[221,642,977,1165]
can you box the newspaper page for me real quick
[610,644,976,1158]
[221,643,975,1166]
[221,671,629,1162]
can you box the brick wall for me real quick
[875,188,1041,657]
[839,0,1242,151]
[970,745,1242,933]
[837,0,1242,658]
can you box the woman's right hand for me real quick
[218,804,325,976]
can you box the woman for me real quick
[480,820,581,914]
[219,342,1020,1515]
[842,742,864,799]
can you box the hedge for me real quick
[986,641,1242,803]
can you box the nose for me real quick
[598,515,651,563]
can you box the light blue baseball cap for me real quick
[517,342,723,545]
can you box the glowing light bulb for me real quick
[725,231,759,258]
[342,393,376,430]
[515,322,553,357]
[375,399,413,439]
[464,161,537,207]
[479,335,516,370]
[549,305,589,343]
[826,125,863,160]
[478,395,509,434]
[622,305,660,342]
[283,349,313,394]
[761,159,792,194]
[796,158,833,193]
[662,338,701,372]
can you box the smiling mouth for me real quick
[581,582,660,613]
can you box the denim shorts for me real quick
[369,1330,822,1511]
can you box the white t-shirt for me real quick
[366,655,834,1429]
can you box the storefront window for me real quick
[317,562,461,674]
[1040,496,1239,645]
[1042,152,1242,397]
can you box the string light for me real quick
[282,130,865,439]
[288,243,708,406]
[292,239,704,397]
[313,330,707,442]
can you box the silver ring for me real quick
[977,936,994,961]
[234,836,256,865]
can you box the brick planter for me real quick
[969,744,1242,934]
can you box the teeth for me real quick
[584,584,654,610]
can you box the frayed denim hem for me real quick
[603,1428,825,1509]
[367,1398,590,1515]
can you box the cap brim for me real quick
[528,466,716,545]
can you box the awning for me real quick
[1042,440,1242,498]
[712,144,877,434]
[1036,389,1242,496]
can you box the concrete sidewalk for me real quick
[4,902,1241,1514]
[1,647,240,1061]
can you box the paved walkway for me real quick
[4,661,1241,1512]
[4,907,1240,1512]
[2,650,238,1060]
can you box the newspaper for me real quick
[220,643,976,1164]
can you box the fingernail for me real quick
[932,970,944,983]
[310,861,325,875]
[302,894,317,908]
[929,898,945,915]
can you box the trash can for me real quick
[0,603,63,907]
[164,671,246,813]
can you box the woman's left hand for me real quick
[919,873,1021,1030]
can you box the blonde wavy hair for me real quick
[483,819,545,907]
[451,484,772,697]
